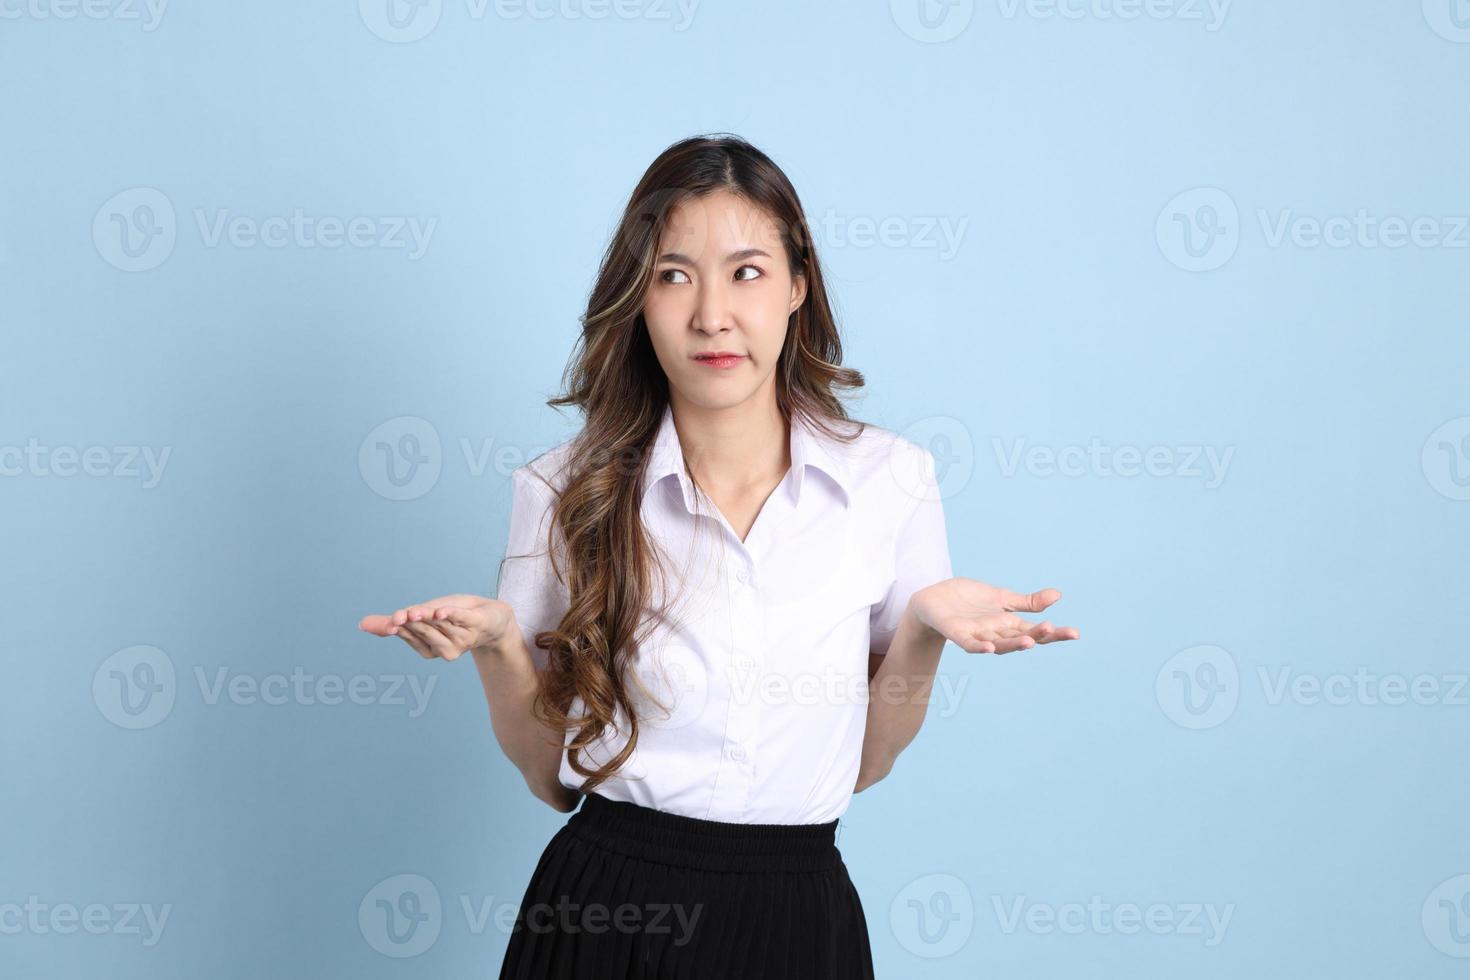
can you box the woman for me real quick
[358,133,1079,978]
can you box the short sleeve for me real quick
[868,444,953,656]
[495,463,571,672]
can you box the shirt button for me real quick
[729,745,747,763]
[736,657,754,671]
[735,568,749,585]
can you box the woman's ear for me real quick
[788,271,808,314]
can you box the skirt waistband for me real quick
[564,792,841,874]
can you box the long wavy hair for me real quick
[516,133,869,792]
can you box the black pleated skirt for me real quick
[497,791,876,979]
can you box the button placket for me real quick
[709,558,764,817]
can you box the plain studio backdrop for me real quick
[2,2,1467,977]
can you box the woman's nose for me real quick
[693,280,735,333]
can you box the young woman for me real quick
[358,133,1079,978]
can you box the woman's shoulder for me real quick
[823,417,937,495]
[511,436,579,500]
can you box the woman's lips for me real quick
[693,354,746,369]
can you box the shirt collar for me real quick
[641,403,852,513]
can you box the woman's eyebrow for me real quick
[656,247,772,265]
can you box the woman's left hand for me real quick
[909,578,1080,654]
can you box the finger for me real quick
[433,606,481,632]
[974,619,1037,640]
[421,615,474,650]
[400,620,457,660]
[990,634,1037,654]
[963,636,996,654]
[998,588,1062,613]
[395,626,435,659]
[359,614,393,635]
[402,625,464,664]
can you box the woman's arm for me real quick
[472,625,581,813]
[855,600,947,792]
[854,579,1080,793]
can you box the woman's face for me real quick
[642,189,807,412]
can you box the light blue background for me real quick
[3,1,1468,977]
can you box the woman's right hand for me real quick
[357,594,515,661]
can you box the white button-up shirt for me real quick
[496,404,952,823]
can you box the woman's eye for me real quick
[734,265,762,281]
[660,269,690,284]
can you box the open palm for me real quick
[358,593,514,661]
[911,578,1080,654]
